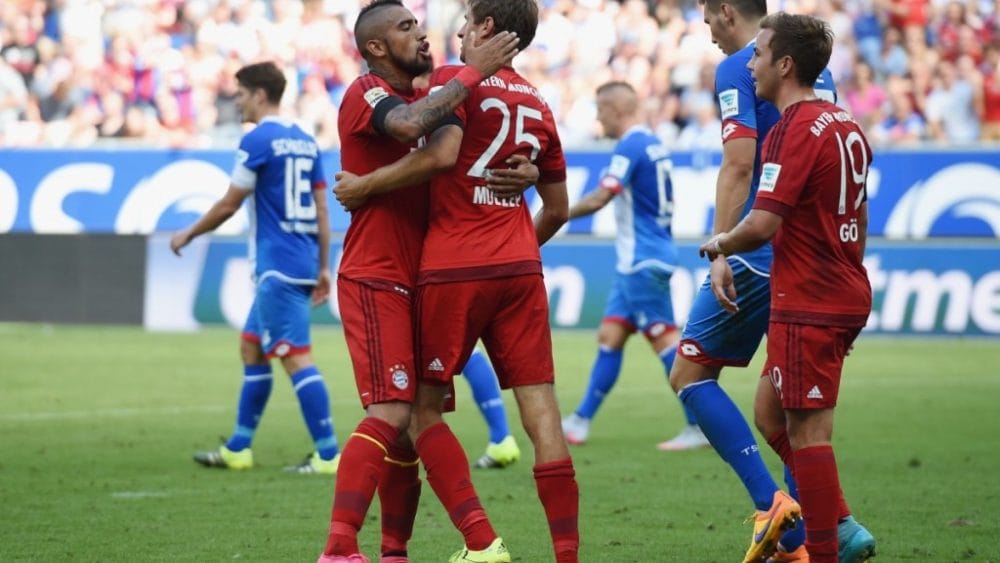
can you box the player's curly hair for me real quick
[235,62,286,104]
[760,13,833,86]
[468,0,538,52]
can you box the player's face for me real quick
[595,92,620,138]
[748,29,778,102]
[381,6,432,77]
[456,6,487,63]
[703,3,735,55]
[235,85,259,123]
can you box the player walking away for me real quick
[668,0,873,560]
[700,13,876,563]
[170,61,339,475]
[332,3,578,561]
[559,81,710,452]
[317,2,524,562]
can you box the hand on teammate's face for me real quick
[463,30,519,77]
[486,154,538,198]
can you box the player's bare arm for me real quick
[713,137,756,234]
[334,125,464,210]
[169,185,249,255]
[568,185,615,220]
[381,31,519,144]
[485,154,540,198]
[312,185,332,305]
[533,180,569,245]
[699,208,783,261]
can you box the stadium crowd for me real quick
[1,0,998,149]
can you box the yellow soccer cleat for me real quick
[743,490,802,563]
[193,445,254,470]
[473,435,521,469]
[285,452,341,475]
[449,537,511,563]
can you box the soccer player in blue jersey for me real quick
[668,1,874,561]
[170,61,340,475]
[560,81,709,452]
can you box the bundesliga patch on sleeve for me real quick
[608,155,630,178]
[718,88,739,119]
[234,149,249,166]
[759,163,781,192]
[363,86,389,108]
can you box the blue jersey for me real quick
[598,125,679,274]
[715,42,836,273]
[230,116,326,285]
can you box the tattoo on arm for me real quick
[384,80,468,137]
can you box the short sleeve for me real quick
[753,114,822,218]
[716,56,758,143]
[429,65,468,126]
[341,75,407,138]
[231,130,267,190]
[310,151,327,190]
[598,136,640,194]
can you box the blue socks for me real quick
[658,344,699,426]
[679,380,778,510]
[291,366,338,460]
[226,364,273,452]
[575,346,624,419]
[462,350,510,444]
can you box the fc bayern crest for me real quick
[389,364,409,390]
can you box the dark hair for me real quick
[235,61,286,104]
[354,0,405,56]
[596,81,636,96]
[760,13,833,86]
[469,0,539,51]
[699,0,767,19]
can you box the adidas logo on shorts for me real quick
[428,358,445,372]
[807,385,824,400]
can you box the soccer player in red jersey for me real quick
[699,13,874,563]
[334,2,578,561]
[318,2,520,562]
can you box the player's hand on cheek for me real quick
[709,257,739,314]
[486,154,538,197]
[333,171,367,211]
[464,31,519,77]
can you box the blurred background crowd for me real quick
[1,0,998,149]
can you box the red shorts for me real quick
[337,277,417,408]
[762,321,862,410]
[416,274,554,390]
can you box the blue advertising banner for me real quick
[145,237,1000,336]
[3,148,998,238]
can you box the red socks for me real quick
[534,459,580,563]
[378,442,421,556]
[415,422,496,550]
[770,430,852,520]
[323,417,399,556]
[793,445,841,562]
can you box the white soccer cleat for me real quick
[656,424,711,451]
[561,413,591,445]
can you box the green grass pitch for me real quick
[1,323,998,562]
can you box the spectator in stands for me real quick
[872,89,928,144]
[845,59,887,131]
[981,42,1000,140]
[925,58,981,143]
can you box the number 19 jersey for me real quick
[418,66,567,283]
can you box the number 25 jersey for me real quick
[418,65,567,283]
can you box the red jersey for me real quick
[983,69,1000,124]
[753,100,873,327]
[337,74,429,289]
[418,65,566,283]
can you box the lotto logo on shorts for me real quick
[389,364,409,390]
[275,343,290,357]
[680,342,702,357]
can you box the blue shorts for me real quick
[242,276,313,359]
[603,268,676,338]
[679,258,770,367]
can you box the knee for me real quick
[368,402,413,433]
[240,340,265,365]
[668,357,715,393]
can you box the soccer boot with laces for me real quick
[767,545,809,562]
[193,445,253,470]
[473,435,521,469]
[561,413,590,445]
[743,490,802,563]
[284,451,340,475]
[656,424,711,451]
[449,537,511,563]
[838,516,876,562]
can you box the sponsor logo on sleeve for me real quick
[363,86,389,108]
[759,162,781,192]
[235,149,249,166]
[608,155,630,178]
[718,88,739,119]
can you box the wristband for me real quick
[454,66,484,91]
